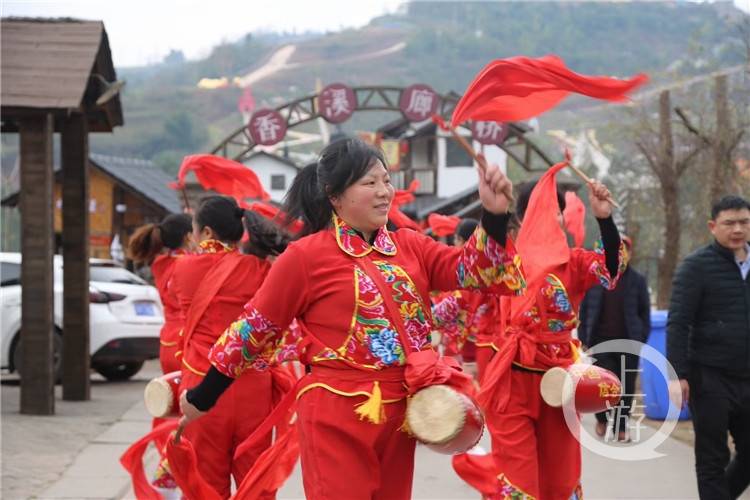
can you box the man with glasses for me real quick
[667,195,750,500]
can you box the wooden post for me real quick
[62,113,90,401]
[19,113,55,415]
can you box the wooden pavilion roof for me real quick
[1,18,123,132]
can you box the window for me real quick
[426,138,436,166]
[271,175,286,190]
[446,139,473,167]
[390,171,406,190]
[0,262,20,287]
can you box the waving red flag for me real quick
[165,435,222,500]
[233,425,299,499]
[451,55,648,125]
[511,159,571,322]
[563,191,586,247]
[388,206,422,231]
[120,420,178,500]
[427,213,461,237]
[171,154,270,203]
[393,179,419,205]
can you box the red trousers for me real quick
[485,369,582,500]
[152,341,182,487]
[296,386,415,500]
[180,370,274,499]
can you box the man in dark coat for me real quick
[667,195,750,500]
[579,236,651,441]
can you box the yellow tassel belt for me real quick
[297,366,409,425]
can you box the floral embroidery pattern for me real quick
[210,306,283,377]
[333,213,396,257]
[458,227,526,293]
[312,347,339,363]
[340,266,406,368]
[315,262,429,368]
[152,456,177,489]
[369,328,402,365]
[432,291,488,354]
[373,260,432,353]
[540,274,579,333]
[510,242,625,368]
[198,239,235,254]
[273,320,302,364]
[592,238,627,290]
[543,275,572,314]
[211,215,526,377]
[498,473,536,499]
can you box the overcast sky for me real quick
[1,0,404,67]
[2,0,748,68]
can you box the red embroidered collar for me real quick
[198,239,236,254]
[332,213,397,258]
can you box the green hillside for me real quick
[82,1,747,175]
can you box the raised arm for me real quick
[415,211,525,295]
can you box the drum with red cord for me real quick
[144,371,182,418]
[405,384,484,455]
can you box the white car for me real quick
[0,252,164,381]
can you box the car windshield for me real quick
[90,265,147,285]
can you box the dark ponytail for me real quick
[195,195,245,242]
[282,163,330,237]
[128,213,192,264]
[128,224,162,264]
[242,210,291,259]
[282,138,386,237]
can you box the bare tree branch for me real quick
[635,141,660,176]
[729,129,746,154]
[676,145,704,177]
[674,106,712,147]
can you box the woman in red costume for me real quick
[128,214,193,374]
[479,166,625,500]
[432,218,491,373]
[128,214,193,495]
[171,196,291,499]
[179,138,525,500]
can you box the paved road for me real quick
[3,361,749,499]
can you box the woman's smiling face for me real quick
[330,160,394,238]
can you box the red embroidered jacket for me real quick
[431,290,494,356]
[170,240,272,376]
[497,244,627,370]
[209,214,525,378]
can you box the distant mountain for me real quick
[85,1,746,175]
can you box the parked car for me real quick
[0,252,163,381]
